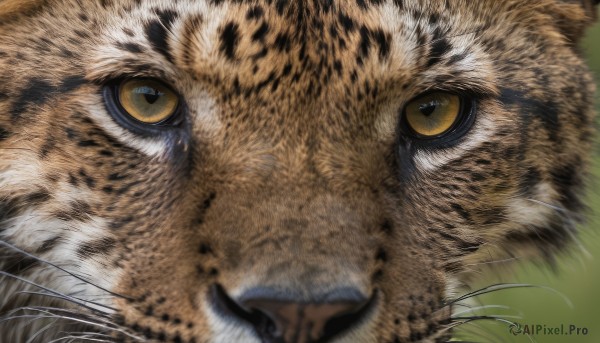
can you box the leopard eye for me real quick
[403,92,462,138]
[117,79,179,124]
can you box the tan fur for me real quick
[0,0,44,19]
[0,1,597,342]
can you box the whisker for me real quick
[452,304,513,317]
[0,240,132,300]
[445,283,573,308]
[0,271,116,312]
[0,314,141,341]
[46,335,114,343]
[25,318,60,343]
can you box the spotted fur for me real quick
[0,0,598,342]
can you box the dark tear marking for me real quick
[499,87,561,143]
[59,75,87,93]
[145,10,179,64]
[76,237,117,259]
[220,22,240,60]
[11,78,54,121]
[11,76,86,121]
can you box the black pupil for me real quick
[138,86,162,104]
[419,100,438,117]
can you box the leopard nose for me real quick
[212,285,375,343]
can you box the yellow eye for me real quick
[404,92,461,137]
[118,79,179,124]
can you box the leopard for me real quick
[0,0,598,342]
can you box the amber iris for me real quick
[118,79,179,124]
[404,92,461,137]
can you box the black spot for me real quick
[470,173,486,182]
[76,237,117,258]
[55,200,95,222]
[99,149,114,157]
[145,306,154,316]
[145,10,179,63]
[373,29,390,59]
[380,219,393,234]
[78,140,100,147]
[199,243,213,255]
[39,136,56,158]
[274,32,291,52]
[251,22,269,42]
[109,216,134,230]
[375,248,387,262]
[36,236,62,254]
[116,181,141,195]
[108,172,129,181]
[450,203,471,221]
[220,22,240,59]
[118,42,144,53]
[371,269,384,281]
[275,0,288,14]
[448,52,467,65]
[25,191,52,205]
[427,38,451,67]
[79,169,97,189]
[357,25,371,59]
[338,12,355,33]
[246,6,264,20]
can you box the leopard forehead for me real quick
[0,0,597,343]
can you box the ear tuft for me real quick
[582,0,600,19]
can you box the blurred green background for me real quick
[454,12,600,343]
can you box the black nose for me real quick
[212,285,375,343]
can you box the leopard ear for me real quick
[0,0,45,21]
[549,0,599,44]
[581,0,600,19]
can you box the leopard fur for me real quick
[0,0,597,342]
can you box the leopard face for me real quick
[0,0,597,342]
